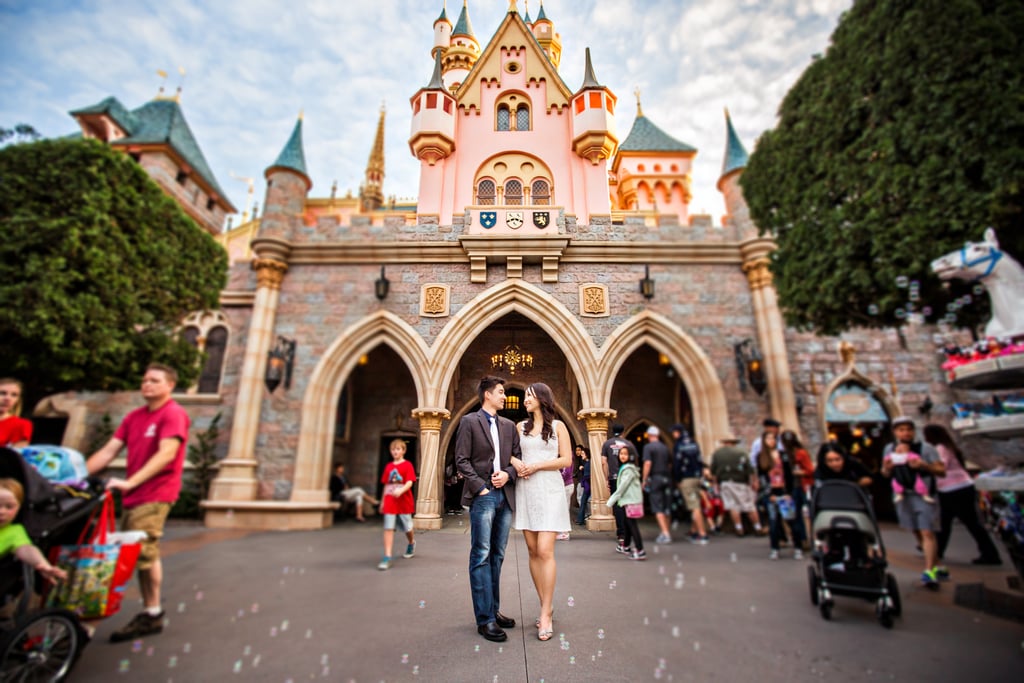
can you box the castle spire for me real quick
[267,114,309,187]
[634,86,643,118]
[579,47,601,89]
[452,0,474,38]
[361,105,386,212]
[426,49,445,89]
[720,108,749,180]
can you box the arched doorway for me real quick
[825,381,895,521]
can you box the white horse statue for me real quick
[930,227,1024,339]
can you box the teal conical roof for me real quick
[270,117,308,178]
[426,50,445,89]
[720,109,749,178]
[536,1,549,22]
[619,113,696,153]
[452,2,474,37]
[72,96,231,205]
[435,5,449,25]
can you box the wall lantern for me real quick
[639,264,655,300]
[375,266,390,301]
[265,336,296,393]
[734,338,768,396]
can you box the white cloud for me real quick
[1,0,851,222]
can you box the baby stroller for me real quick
[807,480,901,628]
[0,447,105,681]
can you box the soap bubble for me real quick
[895,276,909,288]
[177,602,186,613]
[118,659,130,673]
[243,646,251,656]
[894,308,906,319]
[868,304,880,315]
[183,643,191,653]
[270,627,278,637]
[168,656,178,668]
[419,600,426,609]
[694,641,701,652]
[730,553,737,563]
[922,306,932,316]
[973,284,984,295]
[672,626,680,637]
[132,640,143,653]
[402,654,409,664]
[233,660,242,673]
[569,656,576,664]
[699,576,706,586]
[567,595,575,607]
[597,629,605,640]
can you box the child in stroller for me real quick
[0,478,68,587]
[0,447,105,681]
[807,479,901,628]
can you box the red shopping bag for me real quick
[46,493,142,619]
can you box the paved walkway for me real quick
[70,515,1023,682]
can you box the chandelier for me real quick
[491,344,533,375]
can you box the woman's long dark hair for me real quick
[923,423,965,468]
[757,431,777,473]
[523,382,556,443]
[816,441,848,472]
[780,430,803,456]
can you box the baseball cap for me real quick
[646,426,660,437]
[891,416,915,428]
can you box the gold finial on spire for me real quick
[298,109,304,120]
[155,69,168,99]
[508,0,517,12]
[634,86,643,117]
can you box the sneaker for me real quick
[615,543,629,555]
[377,556,391,570]
[769,550,779,560]
[109,611,165,643]
[793,549,804,561]
[921,569,939,589]
[934,565,950,580]
[403,542,416,558]
[655,534,672,545]
[695,535,709,546]
[630,549,647,561]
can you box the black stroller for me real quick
[0,448,106,681]
[807,480,901,628]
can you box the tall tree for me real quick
[0,138,227,404]
[741,0,1024,336]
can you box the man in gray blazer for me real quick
[455,376,520,642]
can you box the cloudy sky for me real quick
[1,0,851,224]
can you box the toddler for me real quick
[0,478,67,583]
[884,451,935,503]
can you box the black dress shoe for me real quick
[495,612,516,628]
[477,622,507,642]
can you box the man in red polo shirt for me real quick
[87,363,190,642]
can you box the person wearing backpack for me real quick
[672,424,709,545]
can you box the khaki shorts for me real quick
[679,478,702,511]
[720,481,756,513]
[122,502,172,571]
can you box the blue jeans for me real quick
[468,489,513,626]
[576,487,591,525]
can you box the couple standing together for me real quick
[454,377,572,643]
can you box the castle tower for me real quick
[532,1,562,69]
[207,115,310,515]
[409,50,457,218]
[717,108,754,239]
[432,4,452,59]
[360,106,386,212]
[570,48,617,216]
[611,90,695,222]
[441,1,480,91]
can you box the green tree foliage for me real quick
[741,0,1024,336]
[0,124,41,145]
[0,138,227,402]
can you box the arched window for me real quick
[505,179,523,205]
[531,179,550,205]
[515,104,530,131]
[496,105,511,131]
[198,326,228,394]
[477,179,496,205]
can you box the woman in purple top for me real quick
[923,425,1001,568]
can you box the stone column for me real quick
[578,408,617,531]
[412,407,450,530]
[741,245,799,431]
[207,258,287,502]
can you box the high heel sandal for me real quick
[536,612,554,641]
[534,610,554,628]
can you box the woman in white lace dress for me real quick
[511,382,572,641]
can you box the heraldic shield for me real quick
[480,211,497,229]
[506,211,524,229]
[533,211,550,229]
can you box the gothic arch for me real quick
[427,279,600,407]
[291,311,430,501]
[820,362,900,437]
[597,311,730,457]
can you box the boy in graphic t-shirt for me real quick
[377,439,416,570]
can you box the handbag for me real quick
[624,503,644,519]
[776,495,797,521]
[45,493,142,619]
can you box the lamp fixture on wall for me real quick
[734,338,767,396]
[491,344,533,376]
[639,264,655,300]
[265,336,296,393]
[375,266,390,301]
